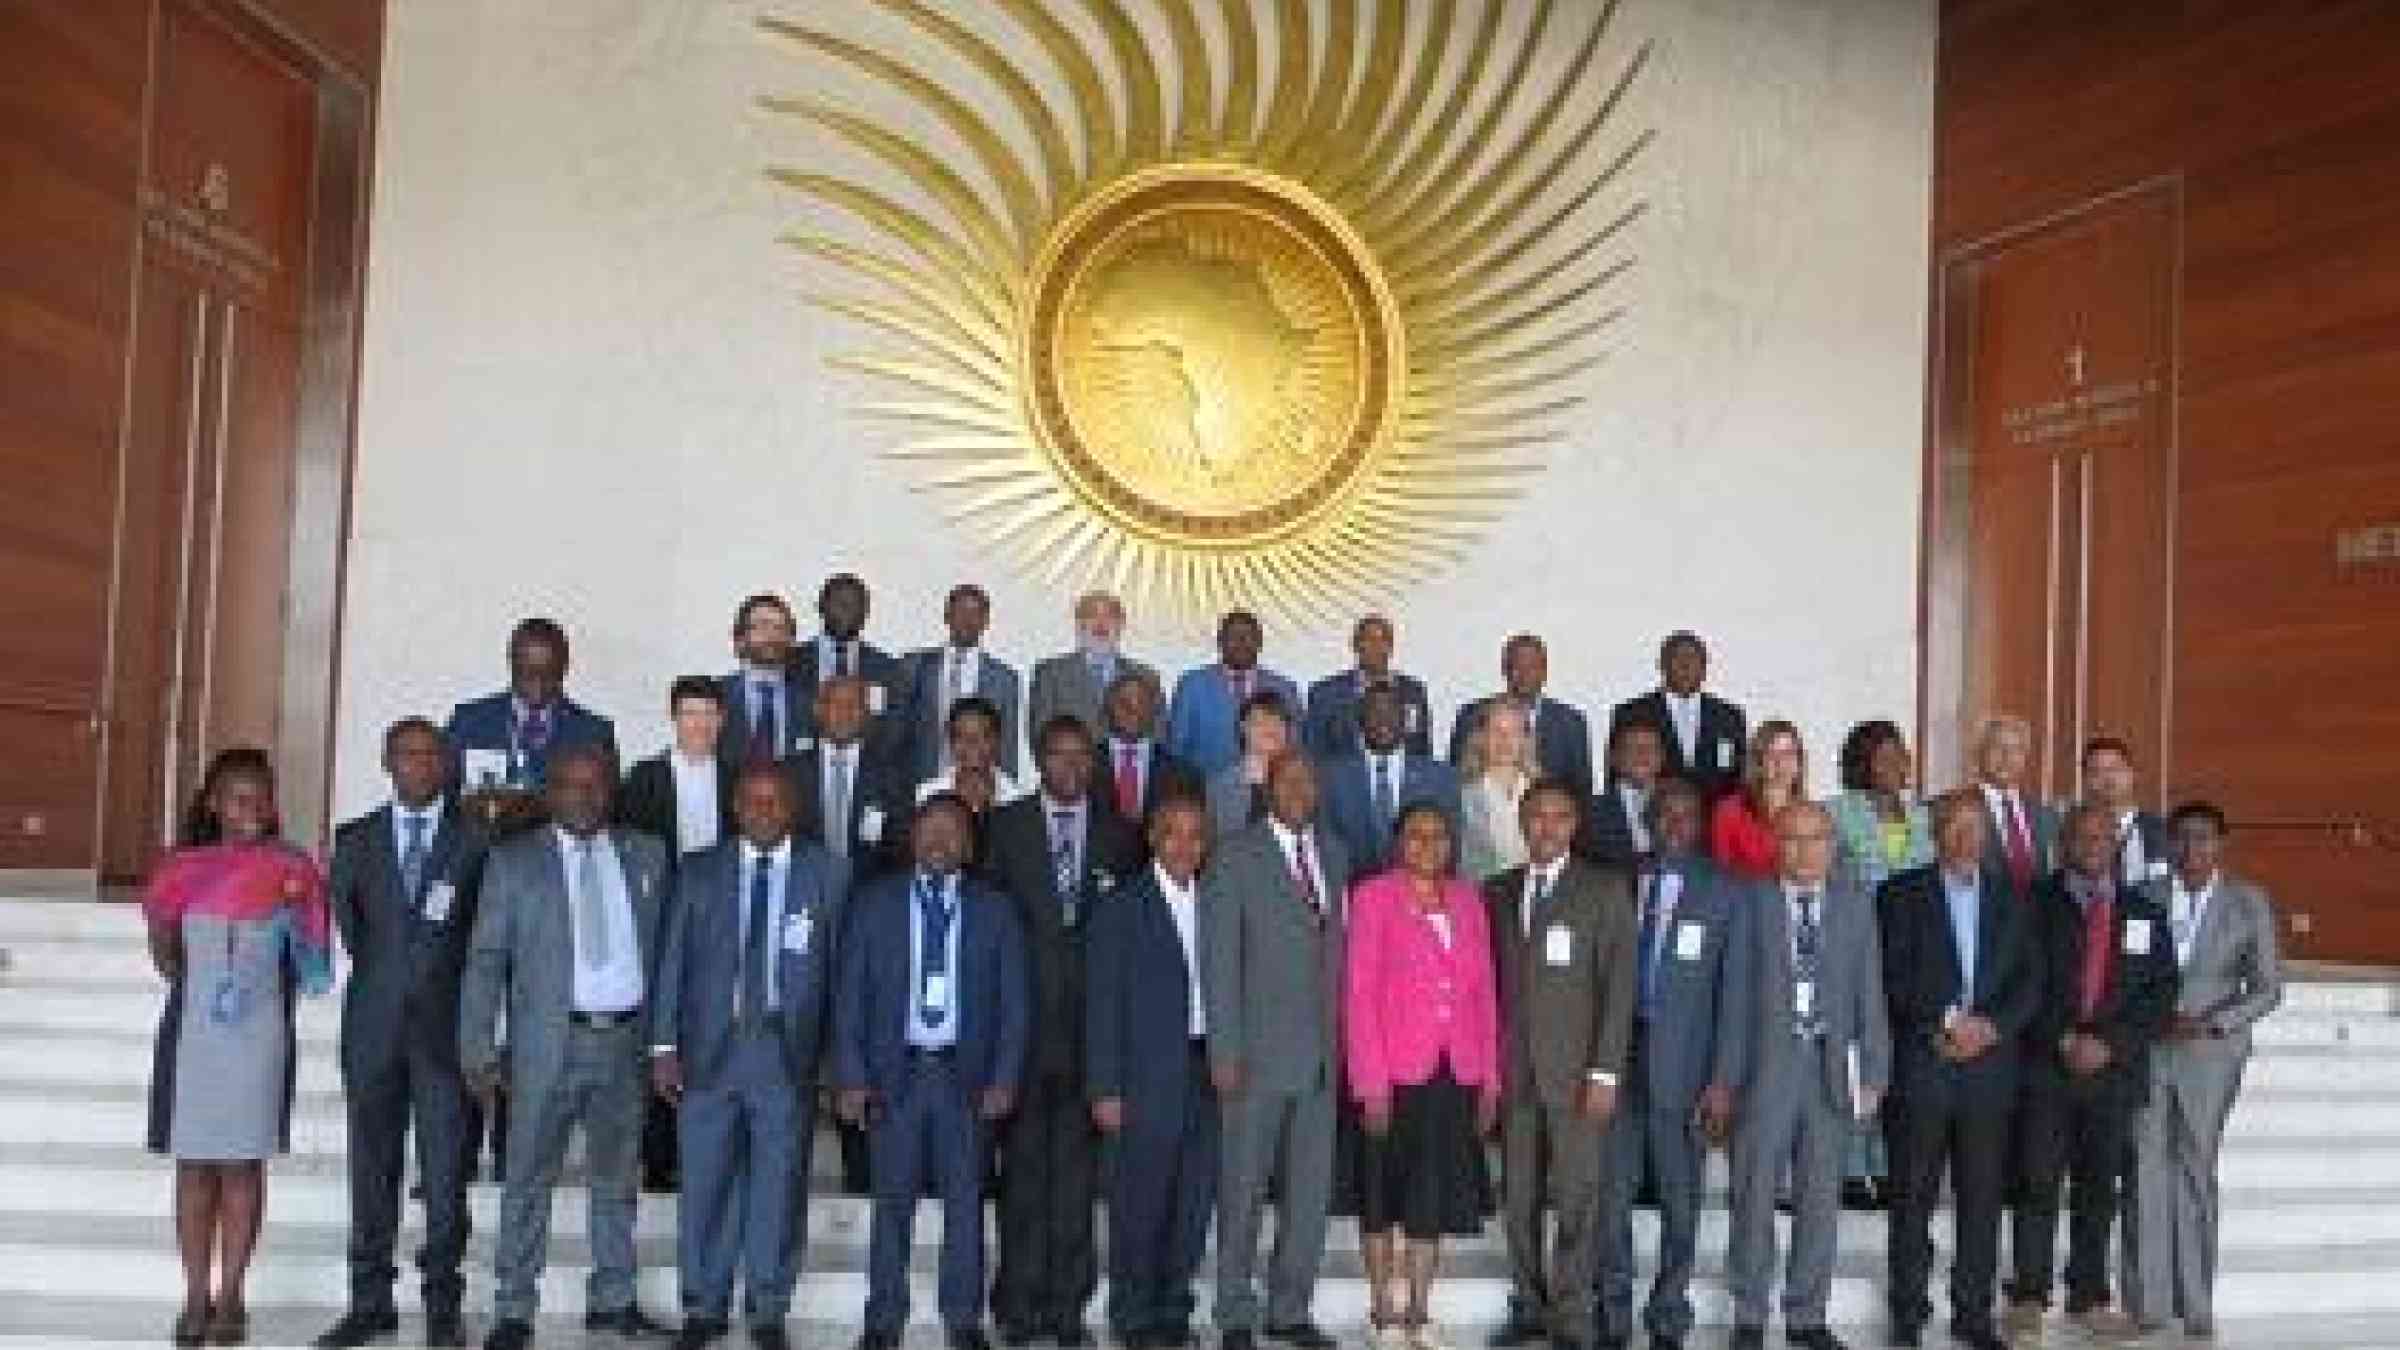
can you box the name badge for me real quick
[422,881,456,924]
[1715,738,1736,771]
[1403,704,1422,734]
[922,973,949,1010]
[1675,919,1706,961]
[461,748,509,789]
[861,805,887,843]
[2144,859,2170,881]
[2123,918,2153,956]
[1544,924,1573,967]
[782,912,813,955]
[1794,980,1817,1019]
[792,736,816,754]
[867,685,888,715]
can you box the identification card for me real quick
[1794,980,1817,1019]
[1715,738,1736,771]
[422,881,456,924]
[1675,920,1706,961]
[1544,924,1573,966]
[867,684,888,715]
[209,975,253,1027]
[792,736,816,754]
[461,748,509,790]
[1403,704,1422,734]
[2123,917,2153,956]
[782,912,812,955]
[861,805,887,843]
[2145,859,2170,881]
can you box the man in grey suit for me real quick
[1027,590,1162,743]
[1204,694,1296,842]
[1484,778,1637,1350]
[1718,801,1891,1350]
[903,583,1023,781]
[460,744,672,1350]
[650,766,849,1350]
[2122,801,2284,1341]
[1201,751,1351,1350]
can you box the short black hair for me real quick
[2081,735,2135,769]
[946,694,1003,737]
[1393,799,1452,837]
[382,715,444,756]
[1503,632,1546,660]
[1660,629,1708,662]
[733,593,793,634]
[508,617,569,661]
[946,582,990,610]
[1609,713,1667,753]
[1837,719,1906,792]
[915,790,978,839]
[1645,775,1703,826]
[1218,609,1262,636]
[2168,799,2228,836]
[1521,775,1582,813]
[1035,713,1092,756]
[182,746,278,845]
[669,675,724,713]
[820,572,868,603]
[1238,690,1292,725]
[732,759,796,796]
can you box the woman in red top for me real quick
[1710,718,1809,879]
[1345,803,1500,1350]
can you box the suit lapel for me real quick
[1972,874,2005,1003]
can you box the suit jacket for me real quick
[1084,867,1206,1125]
[2153,872,2284,1063]
[1166,664,1300,777]
[1717,875,1891,1117]
[980,795,1142,1079]
[2112,808,2173,887]
[831,871,1030,1099]
[1627,855,1742,1108]
[1876,864,2042,1105]
[651,838,850,1089]
[329,802,489,1083]
[1576,782,1651,869]
[717,669,813,764]
[901,645,1022,781]
[1199,820,1352,1095]
[1976,785,2062,901]
[443,691,617,792]
[1447,693,1595,797]
[458,827,669,1101]
[790,635,906,769]
[1093,736,1199,833]
[2026,871,2179,1105]
[1203,763,1282,841]
[1320,750,1463,876]
[614,752,736,863]
[787,742,907,878]
[1609,690,1748,801]
[1026,650,1163,744]
[1301,669,1434,760]
[1484,857,1638,1109]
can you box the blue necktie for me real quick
[749,682,780,762]
[1636,869,1663,1016]
[1373,757,1397,833]
[916,874,953,1028]
[741,855,773,1023]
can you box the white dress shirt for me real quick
[556,828,643,1013]
[1979,781,2028,837]
[1619,783,1653,854]
[669,751,721,854]
[2116,809,2152,880]
[1156,863,1207,1035]
[1665,691,1701,763]
[2169,873,2217,969]
[391,802,442,869]
[1521,855,1567,936]
[941,645,984,697]
[1267,818,1330,912]
[916,765,1030,806]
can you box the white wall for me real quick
[335,0,1935,815]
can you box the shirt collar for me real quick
[743,837,793,869]
[554,824,606,854]
[1528,855,1567,890]
[1268,817,1310,855]
[672,748,715,770]
[913,868,959,900]
[394,799,440,825]
[1941,864,1981,893]
[1044,793,1088,820]
[1154,861,1197,902]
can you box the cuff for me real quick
[648,1044,676,1057]
[1584,1068,1618,1086]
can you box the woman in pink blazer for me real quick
[1345,802,1501,1350]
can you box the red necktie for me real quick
[2079,885,2115,1018]
[2004,794,2035,892]
[1115,743,1141,819]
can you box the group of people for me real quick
[134,576,2287,1350]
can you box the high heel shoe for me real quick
[170,1301,211,1347]
[205,1301,249,1345]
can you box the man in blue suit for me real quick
[651,766,850,1350]
[1446,634,1594,797]
[793,573,908,771]
[902,583,1023,782]
[1300,614,1434,759]
[718,594,811,766]
[836,794,1030,1350]
[1086,795,1218,1350]
[1320,684,1462,875]
[1166,611,1298,778]
[444,617,619,803]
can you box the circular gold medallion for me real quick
[1024,164,1406,550]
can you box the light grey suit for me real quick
[459,826,669,1324]
[1717,875,1892,1332]
[1200,819,1352,1334]
[2123,873,2283,1332]
[1027,649,1162,743]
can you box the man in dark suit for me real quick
[1972,714,2059,905]
[718,594,811,766]
[1579,716,1668,869]
[1301,614,1434,759]
[2080,735,2170,888]
[985,717,1142,1345]
[1087,796,1218,1350]
[2004,802,2177,1336]
[315,719,487,1350]
[1486,778,1637,1350]
[444,616,618,819]
[791,572,907,769]
[1026,590,1163,744]
[1166,610,1300,778]
[459,745,672,1350]
[1448,634,1594,796]
[903,583,1023,782]
[1095,671,1197,835]
[835,795,1030,1350]
[1608,631,1747,806]
[1877,790,2042,1350]
[1319,682,1462,875]
[650,766,850,1350]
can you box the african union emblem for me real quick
[761,1,1650,625]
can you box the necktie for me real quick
[1636,870,1663,1014]
[834,642,853,678]
[576,838,610,969]
[520,704,553,755]
[1290,833,1322,916]
[1115,742,1141,819]
[2079,884,2114,1019]
[741,854,773,1023]
[939,652,968,768]
[2003,794,2035,891]
[826,750,851,857]
[1373,757,1397,833]
[400,812,429,902]
[1528,867,1552,937]
[748,682,779,763]
[1247,784,1268,824]
[1052,810,1082,926]
[916,874,952,1027]
[1793,889,1823,1037]
[1231,668,1251,704]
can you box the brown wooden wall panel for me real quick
[1936,0,2400,961]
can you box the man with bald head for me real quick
[1028,590,1164,745]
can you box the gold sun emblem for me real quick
[762,0,1651,627]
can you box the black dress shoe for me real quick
[1785,1330,1848,1350]
[1053,1321,1095,1348]
[1264,1325,1334,1350]
[1649,1337,1683,1350]
[1491,1320,1548,1348]
[855,1333,900,1350]
[997,1322,1039,1347]
[314,1308,400,1348]
[1886,1326,1921,1349]
[1729,1330,1765,1350]
[1948,1327,2005,1350]
[586,1305,672,1338]
[949,1328,995,1350]
[750,1326,791,1350]
[1221,1333,1257,1350]
[425,1311,467,1349]
[483,1322,532,1350]
[673,1319,729,1350]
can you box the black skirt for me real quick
[1356,1065,1490,1238]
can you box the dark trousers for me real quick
[343,1036,470,1316]
[1887,1077,2011,1333]
[1105,1043,1219,1339]
[643,1093,680,1188]
[678,1030,809,1324]
[867,1051,990,1334]
[1599,1034,1705,1341]
[465,1092,508,1177]
[995,1068,1101,1330]
[837,1117,873,1194]
[2010,1065,2134,1311]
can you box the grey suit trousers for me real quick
[1727,1042,1849,1331]
[2123,1050,2244,1329]
[494,1021,644,1322]
[1215,1080,1335,1333]
[1500,1097,1605,1341]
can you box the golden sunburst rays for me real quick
[759,0,1653,630]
